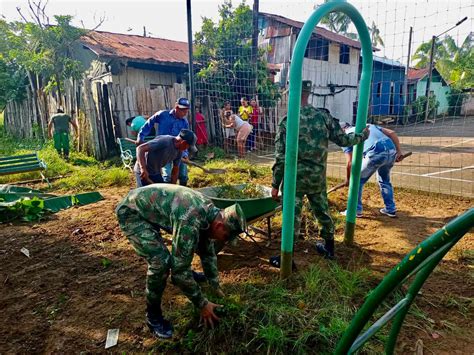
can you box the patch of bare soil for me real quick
[0,185,472,353]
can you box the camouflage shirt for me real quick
[116,184,221,308]
[272,106,367,193]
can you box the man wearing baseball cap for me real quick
[137,98,192,186]
[135,128,197,187]
[116,184,246,338]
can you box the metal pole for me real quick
[423,35,436,123]
[186,0,196,133]
[252,0,259,97]
[403,26,412,124]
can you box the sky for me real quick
[1,0,472,65]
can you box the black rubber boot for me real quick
[192,270,207,283]
[269,255,297,271]
[146,304,173,339]
[316,239,335,260]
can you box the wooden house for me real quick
[4,30,190,160]
[407,67,451,115]
[370,56,406,120]
[258,12,363,123]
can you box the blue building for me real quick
[370,56,406,118]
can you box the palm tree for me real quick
[369,21,384,48]
[319,0,351,34]
[412,33,473,89]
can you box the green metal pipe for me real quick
[335,208,474,354]
[280,0,373,277]
[343,7,373,245]
[384,238,461,354]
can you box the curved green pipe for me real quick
[335,208,474,353]
[280,0,373,277]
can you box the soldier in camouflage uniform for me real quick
[270,80,369,261]
[116,184,246,338]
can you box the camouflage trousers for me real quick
[116,205,170,307]
[293,190,334,242]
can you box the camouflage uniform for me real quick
[116,184,245,310]
[272,106,368,242]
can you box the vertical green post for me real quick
[280,0,373,277]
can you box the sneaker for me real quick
[380,208,397,218]
[340,210,363,218]
[146,316,173,339]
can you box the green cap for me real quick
[302,80,312,92]
[222,203,246,240]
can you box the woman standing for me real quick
[249,98,261,151]
[225,113,253,158]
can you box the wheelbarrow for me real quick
[198,184,281,250]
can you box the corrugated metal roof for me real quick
[260,12,363,50]
[373,55,405,68]
[80,30,189,66]
[407,67,429,81]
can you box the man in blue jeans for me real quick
[137,98,191,186]
[340,123,404,218]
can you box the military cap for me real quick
[302,80,312,92]
[179,129,198,153]
[222,203,246,240]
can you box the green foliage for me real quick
[320,1,384,48]
[0,11,86,107]
[153,263,381,353]
[0,196,46,222]
[193,1,280,107]
[404,95,439,122]
[412,34,473,90]
[447,89,466,116]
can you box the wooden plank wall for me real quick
[3,70,286,159]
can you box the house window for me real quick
[339,44,350,64]
[304,37,329,61]
[399,84,403,98]
[376,82,382,97]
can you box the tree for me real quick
[193,1,280,107]
[319,1,384,48]
[412,33,473,89]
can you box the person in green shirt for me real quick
[48,108,78,159]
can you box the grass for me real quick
[0,124,129,192]
[154,262,386,354]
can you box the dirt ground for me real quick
[0,184,472,354]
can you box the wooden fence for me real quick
[4,79,286,160]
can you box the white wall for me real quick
[302,45,360,121]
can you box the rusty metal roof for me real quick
[260,12,369,50]
[407,67,430,81]
[81,30,189,66]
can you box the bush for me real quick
[404,95,439,122]
[447,89,466,116]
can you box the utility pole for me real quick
[423,16,467,123]
[251,0,260,97]
[403,26,413,124]
[186,0,196,133]
[423,35,436,123]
